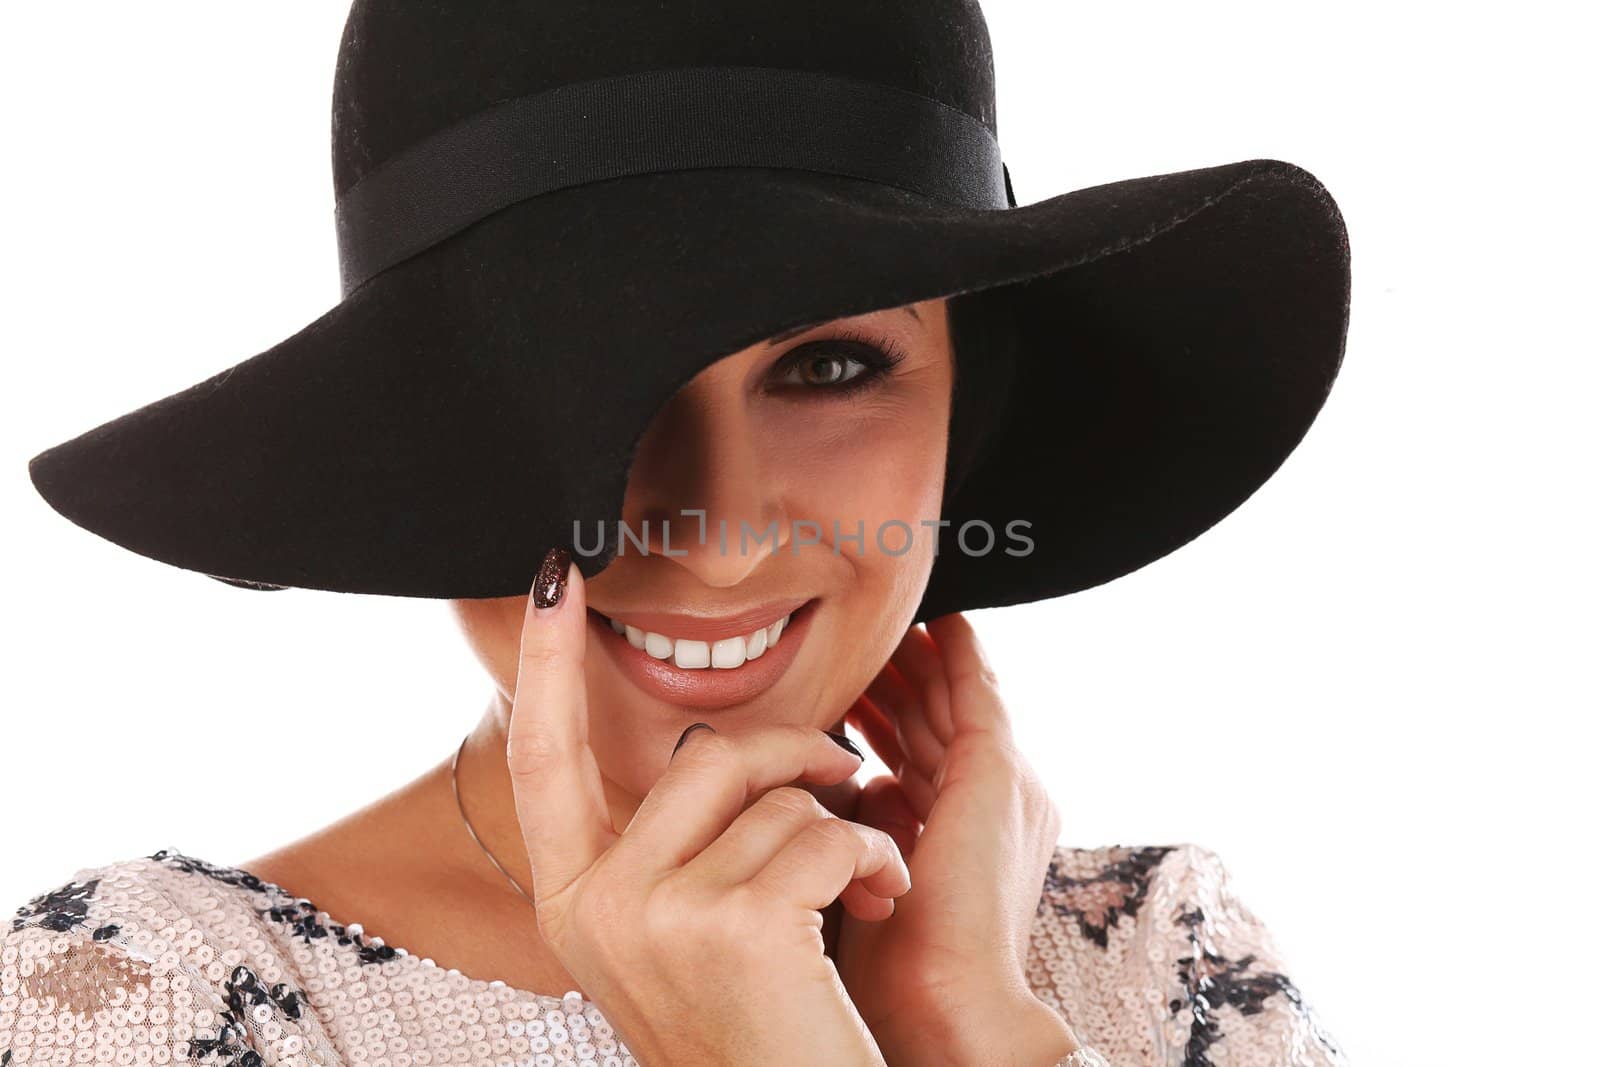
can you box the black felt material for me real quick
[25,0,1351,623]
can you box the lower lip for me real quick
[587,599,818,711]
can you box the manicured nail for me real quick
[826,731,864,760]
[532,546,572,610]
[672,722,715,760]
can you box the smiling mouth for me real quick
[589,600,812,670]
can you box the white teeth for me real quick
[603,611,795,669]
[673,640,711,669]
[643,630,674,659]
[710,636,745,669]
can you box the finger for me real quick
[854,774,922,861]
[845,696,939,822]
[845,694,903,770]
[864,661,945,783]
[693,785,908,917]
[506,547,617,906]
[837,880,895,922]
[615,723,864,876]
[747,815,911,914]
[888,626,956,745]
[894,760,939,824]
[924,613,1012,739]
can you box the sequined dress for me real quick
[1,845,1346,1066]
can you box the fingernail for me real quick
[532,547,572,611]
[826,731,864,760]
[671,722,715,760]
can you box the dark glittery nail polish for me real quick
[672,722,715,759]
[532,546,572,609]
[826,731,864,760]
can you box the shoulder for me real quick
[1027,842,1349,1067]
[1,848,339,1065]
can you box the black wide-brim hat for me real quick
[25,0,1350,625]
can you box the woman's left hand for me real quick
[833,613,1079,1066]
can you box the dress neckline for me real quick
[146,848,603,1017]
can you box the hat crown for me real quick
[330,0,999,199]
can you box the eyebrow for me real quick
[764,304,921,346]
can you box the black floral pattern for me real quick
[1037,845,1175,948]
[187,1011,256,1065]
[264,897,398,966]
[1169,905,1344,1067]
[150,850,273,894]
[187,966,278,1062]
[187,963,308,1065]
[11,877,100,933]
[151,849,399,967]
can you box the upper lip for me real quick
[593,597,811,642]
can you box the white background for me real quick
[3,4,1594,1065]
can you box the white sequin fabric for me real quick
[1,844,1345,1065]
[1054,1049,1111,1067]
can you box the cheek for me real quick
[827,417,947,536]
[800,418,944,716]
[764,392,949,650]
[766,387,951,535]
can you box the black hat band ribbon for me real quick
[334,64,1015,296]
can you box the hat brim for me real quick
[26,157,1349,619]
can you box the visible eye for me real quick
[767,329,909,397]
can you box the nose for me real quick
[621,373,791,588]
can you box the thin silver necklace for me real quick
[450,733,537,909]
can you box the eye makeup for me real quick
[766,326,910,398]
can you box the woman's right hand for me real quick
[506,549,909,1067]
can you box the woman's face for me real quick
[451,297,953,799]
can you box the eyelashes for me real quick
[766,326,910,398]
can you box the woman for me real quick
[6,2,1351,1065]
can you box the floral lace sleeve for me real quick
[1148,845,1347,1066]
[1,863,334,1066]
[1029,843,1349,1066]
